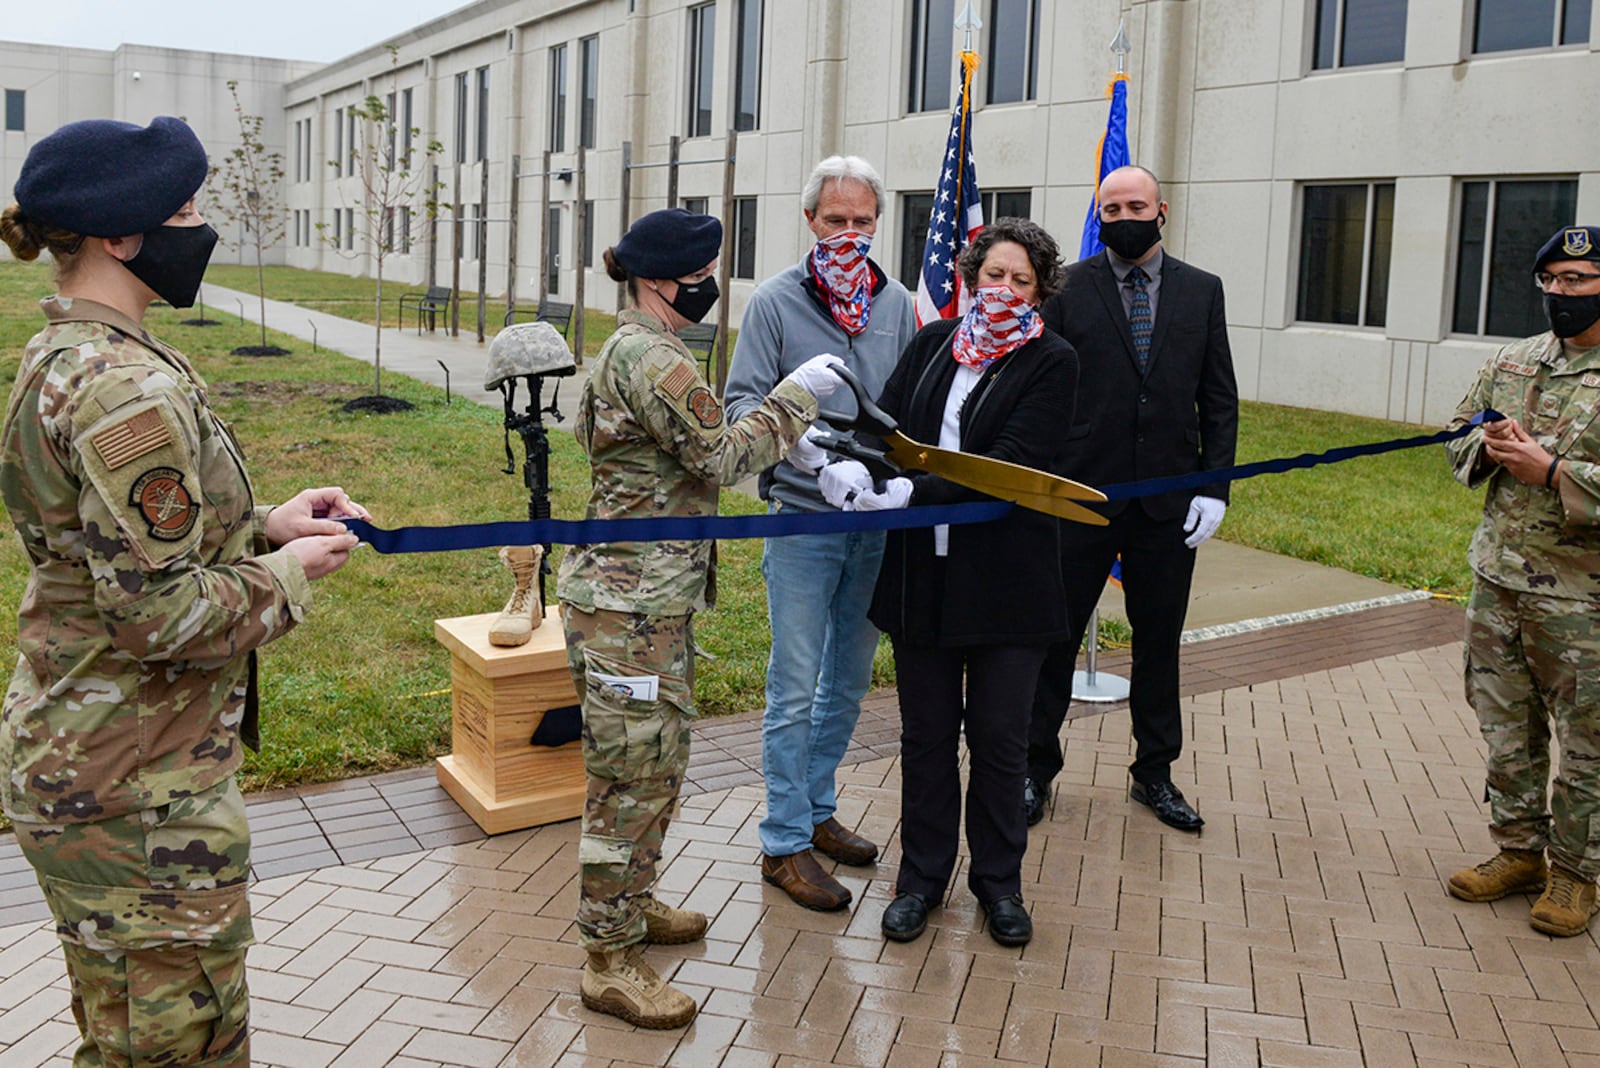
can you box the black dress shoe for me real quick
[982,894,1033,947]
[1023,777,1047,827]
[1129,779,1204,832]
[882,892,931,942]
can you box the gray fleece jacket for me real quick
[723,254,917,512]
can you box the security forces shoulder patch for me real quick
[1565,228,1594,258]
[687,387,723,428]
[130,467,200,541]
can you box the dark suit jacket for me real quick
[1041,249,1238,520]
[866,318,1079,646]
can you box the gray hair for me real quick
[801,156,886,217]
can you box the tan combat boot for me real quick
[580,946,698,1029]
[1447,849,1548,902]
[640,893,707,945]
[487,545,543,647]
[1530,865,1600,937]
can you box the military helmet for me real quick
[484,322,576,389]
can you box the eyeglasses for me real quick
[1534,270,1600,292]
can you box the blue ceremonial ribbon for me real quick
[345,500,1013,554]
[342,410,1503,554]
[1095,408,1503,503]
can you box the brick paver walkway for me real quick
[6,597,1600,1066]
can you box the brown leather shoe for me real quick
[812,817,879,866]
[761,849,852,911]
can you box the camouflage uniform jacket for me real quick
[0,297,312,826]
[1446,331,1600,598]
[557,309,817,617]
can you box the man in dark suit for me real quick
[1025,165,1238,833]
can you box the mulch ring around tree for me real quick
[341,394,415,415]
[231,345,292,356]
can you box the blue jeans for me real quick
[758,512,886,857]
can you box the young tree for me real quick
[207,80,289,355]
[320,46,443,412]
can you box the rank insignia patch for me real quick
[687,387,723,428]
[1564,228,1594,258]
[92,407,171,470]
[130,467,199,541]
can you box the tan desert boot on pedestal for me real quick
[487,545,543,647]
[580,946,698,1029]
[1530,865,1600,937]
[1447,849,1547,902]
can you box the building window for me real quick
[734,0,762,132]
[4,89,23,132]
[1454,178,1579,338]
[684,197,709,215]
[402,88,414,167]
[733,197,757,280]
[987,0,1039,104]
[332,208,342,244]
[1474,0,1590,51]
[473,201,484,260]
[687,3,717,138]
[454,72,468,163]
[1296,183,1395,328]
[399,206,412,254]
[982,189,1032,221]
[899,192,935,290]
[579,35,599,149]
[908,0,955,112]
[385,93,397,166]
[345,208,355,250]
[549,44,568,152]
[348,109,358,171]
[475,66,490,161]
[1312,0,1408,69]
[333,108,343,177]
[547,206,562,295]
[582,200,595,269]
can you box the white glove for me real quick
[787,426,830,475]
[783,353,847,400]
[1183,496,1226,549]
[845,477,913,511]
[818,460,873,508]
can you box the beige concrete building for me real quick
[5,0,1598,421]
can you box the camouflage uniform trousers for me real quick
[561,603,695,952]
[1466,576,1600,880]
[13,777,254,1067]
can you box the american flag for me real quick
[915,52,985,326]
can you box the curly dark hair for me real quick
[956,217,1065,302]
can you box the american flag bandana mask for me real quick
[951,285,1044,370]
[810,230,875,337]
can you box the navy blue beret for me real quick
[13,116,208,237]
[1535,226,1600,271]
[613,208,723,279]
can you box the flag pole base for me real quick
[1072,669,1130,703]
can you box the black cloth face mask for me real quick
[122,223,219,309]
[669,276,719,324]
[1099,212,1165,262]
[1545,291,1600,339]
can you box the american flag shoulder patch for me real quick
[657,361,698,401]
[92,406,173,470]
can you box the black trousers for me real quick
[893,640,1047,906]
[1026,506,1197,788]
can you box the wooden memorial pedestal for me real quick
[434,606,585,834]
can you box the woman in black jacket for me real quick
[819,218,1077,947]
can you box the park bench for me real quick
[398,285,452,333]
[504,299,574,339]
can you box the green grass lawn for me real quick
[0,259,1483,805]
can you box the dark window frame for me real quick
[475,66,491,161]
[734,0,763,132]
[986,0,1040,105]
[579,35,600,150]
[907,0,955,113]
[402,88,415,168]
[734,197,758,279]
[333,108,344,177]
[549,44,568,152]
[982,189,1033,222]
[4,88,24,132]
[547,206,563,295]
[1472,0,1591,52]
[454,71,469,163]
[1452,176,1580,338]
[1295,181,1396,329]
[899,191,936,291]
[687,2,717,138]
[1311,0,1409,70]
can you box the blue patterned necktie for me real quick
[1128,265,1153,372]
